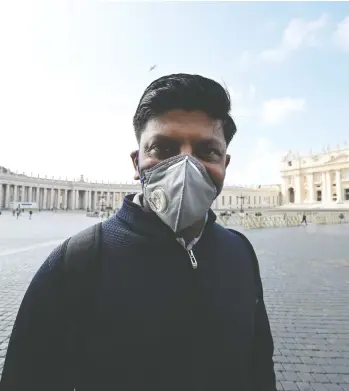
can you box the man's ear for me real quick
[130,150,140,180]
[225,154,231,169]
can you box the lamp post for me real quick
[237,193,245,213]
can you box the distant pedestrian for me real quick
[29,210,33,220]
[301,212,307,226]
[16,211,20,219]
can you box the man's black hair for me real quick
[133,73,237,146]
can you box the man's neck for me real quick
[175,217,206,244]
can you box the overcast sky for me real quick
[1,1,348,185]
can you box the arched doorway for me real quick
[288,187,295,203]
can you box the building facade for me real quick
[280,145,349,206]
[0,166,281,211]
[213,185,281,210]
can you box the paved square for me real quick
[0,211,349,390]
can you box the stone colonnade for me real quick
[0,181,140,211]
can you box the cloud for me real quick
[227,87,243,103]
[260,14,328,63]
[262,98,306,124]
[226,138,283,186]
[238,50,253,71]
[333,16,349,52]
[248,84,256,101]
[226,85,260,122]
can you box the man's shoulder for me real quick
[62,222,102,274]
[212,223,255,252]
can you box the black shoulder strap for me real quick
[61,221,103,313]
[61,222,102,384]
[62,222,102,271]
[227,228,263,301]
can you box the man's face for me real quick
[131,110,230,191]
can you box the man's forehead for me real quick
[142,113,225,143]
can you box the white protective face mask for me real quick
[141,155,218,233]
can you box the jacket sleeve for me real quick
[250,250,276,391]
[0,244,74,391]
[232,230,276,391]
[251,296,277,391]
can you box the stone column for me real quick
[84,191,89,209]
[112,192,116,209]
[36,187,40,206]
[43,188,47,209]
[294,175,301,204]
[326,171,332,203]
[76,190,80,209]
[56,189,60,209]
[50,189,54,209]
[71,190,75,210]
[307,174,314,203]
[94,191,98,210]
[13,185,18,203]
[85,191,89,210]
[5,184,10,208]
[321,172,326,203]
[64,189,68,210]
[28,187,33,203]
[336,170,342,203]
[281,177,287,203]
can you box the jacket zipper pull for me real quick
[188,249,198,269]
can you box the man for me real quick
[301,212,308,225]
[1,74,276,391]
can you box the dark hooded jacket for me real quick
[1,195,276,391]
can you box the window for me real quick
[222,196,225,206]
[317,190,322,202]
[229,196,232,205]
[345,189,349,201]
[288,161,292,167]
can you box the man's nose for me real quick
[179,144,193,156]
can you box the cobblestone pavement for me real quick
[1,211,349,390]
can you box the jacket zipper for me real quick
[188,249,198,269]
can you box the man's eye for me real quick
[150,145,174,158]
[200,148,222,158]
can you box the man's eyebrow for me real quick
[146,134,177,143]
